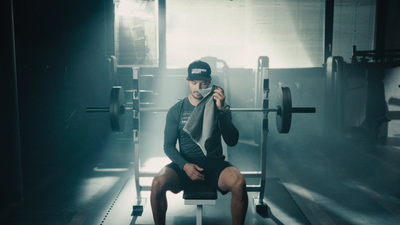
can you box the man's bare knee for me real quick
[219,167,247,193]
[232,175,246,193]
[152,175,167,195]
[151,167,182,195]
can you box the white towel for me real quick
[183,85,218,156]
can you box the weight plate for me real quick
[276,87,292,133]
[110,86,126,133]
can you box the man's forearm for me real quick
[218,110,239,146]
[164,145,188,170]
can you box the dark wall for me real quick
[376,0,400,50]
[1,0,23,206]
[1,0,114,206]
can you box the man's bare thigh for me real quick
[156,166,183,193]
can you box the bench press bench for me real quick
[183,182,217,225]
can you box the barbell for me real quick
[86,86,316,133]
[86,86,126,132]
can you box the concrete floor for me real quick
[1,132,400,225]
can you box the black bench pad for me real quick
[183,182,217,200]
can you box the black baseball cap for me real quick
[187,60,212,81]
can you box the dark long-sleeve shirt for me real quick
[163,97,239,169]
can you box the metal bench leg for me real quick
[196,205,202,225]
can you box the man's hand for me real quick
[213,87,226,110]
[183,163,204,181]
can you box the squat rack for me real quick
[86,56,316,220]
[130,56,272,216]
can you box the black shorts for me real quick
[166,157,234,195]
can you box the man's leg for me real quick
[150,167,182,225]
[218,167,248,225]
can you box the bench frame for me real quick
[184,198,216,225]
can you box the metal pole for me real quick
[258,67,269,204]
[375,0,387,51]
[133,68,142,204]
[158,0,166,69]
[324,0,334,65]
[86,107,109,112]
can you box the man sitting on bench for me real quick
[150,60,248,225]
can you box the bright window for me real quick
[166,0,325,68]
[114,0,377,69]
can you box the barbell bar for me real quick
[135,108,277,112]
[86,86,316,133]
[137,107,314,113]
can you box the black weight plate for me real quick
[110,86,126,133]
[276,87,292,133]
